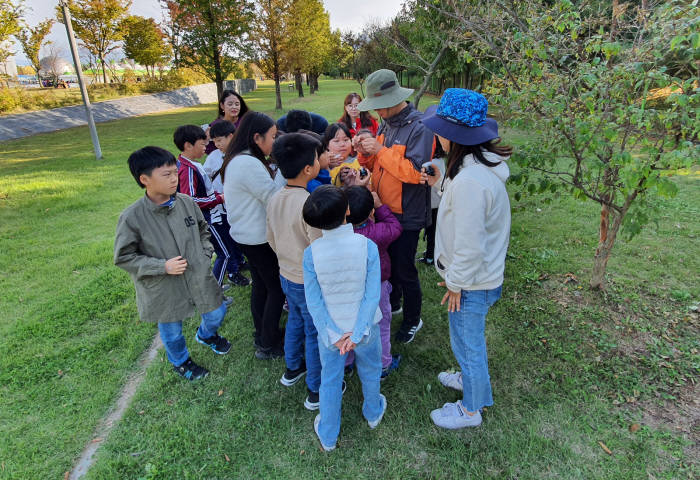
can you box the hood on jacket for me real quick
[461,151,510,183]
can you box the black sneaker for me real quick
[238,260,249,271]
[304,381,346,411]
[280,365,307,386]
[417,256,434,265]
[195,332,232,355]
[255,345,284,360]
[228,271,251,286]
[394,318,424,344]
[173,357,209,380]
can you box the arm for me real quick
[371,204,403,248]
[244,157,283,207]
[350,240,382,344]
[178,164,223,210]
[303,248,344,347]
[266,208,276,253]
[194,200,215,258]
[444,181,490,292]
[114,212,167,278]
[374,124,435,184]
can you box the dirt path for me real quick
[68,334,162,480]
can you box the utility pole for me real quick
[59,0,102,160]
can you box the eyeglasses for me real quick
[347,104,359,109]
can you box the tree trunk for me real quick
[591,205,617,289]
[274,75,282,110]
[295,70,304,97]
[100,56,107,84]
[414,45,449,110]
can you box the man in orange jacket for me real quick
[354,69,435,344]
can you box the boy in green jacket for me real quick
[114,146,231,380]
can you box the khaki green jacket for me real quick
[114,193,223,323]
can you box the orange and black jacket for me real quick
[357,103,435,231]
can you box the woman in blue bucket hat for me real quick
[420,88,513,429]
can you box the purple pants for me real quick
[347,280,393,369]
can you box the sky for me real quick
[11,0,405,66]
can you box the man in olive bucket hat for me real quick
[353,69,435,344]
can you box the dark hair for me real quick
[322,122,352,149]
[209,120,236,139]
[444,139,513,181]
[218,89,249,119]
[273,133,321,179]
[344,186,374,225]
[220,112,276,182]
[128,146,177,188]
[285,110,312,133]
[340,92,377,131]
[173,124,206,151]
[303,185,348,230]
[297,129,325,157]
[432,135,446,159]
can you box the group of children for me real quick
[115,115,410,450]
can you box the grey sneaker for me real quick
[313,414,336,452]
[430,401,482,429]
[437,371,463,391]
[367,394,387,429]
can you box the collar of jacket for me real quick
[385,102,419,127]
[143,193,176,213]
[321,223,354,238]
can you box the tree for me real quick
[56,0,132,85]
[0,0,22,68]
[251,0,291,110]
[40,45,67,85]
[168,0,254,98]
[121,15,170,78]
[341,29,389,96]
[16,18,54,85]
[159,0,184,67]
[284,0,332,97]
[431,0,699,289]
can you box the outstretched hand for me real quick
[438,281,461,312]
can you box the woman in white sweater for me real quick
[420,89,512,430]
[220,112,286,359]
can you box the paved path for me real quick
[0,83,218,141]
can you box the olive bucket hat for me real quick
[422,88,499,146]
[356,69,415,111]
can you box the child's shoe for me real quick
[391,306,403,316]
[395,318,423,344]
[280,365,307,386]
[313,414,336,452]
[195,332,232,355]
[304,381,346,411]
[437,371,463,391]
[223,296,233,307]
[228,271,250,286]
[367,394,387,429]
[255,345,284,360]
[430,401,482,429]
[380,354,402,381]
[173,358,209,380]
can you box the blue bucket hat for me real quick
[422,89,499,146]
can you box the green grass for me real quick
[0,79,697,479]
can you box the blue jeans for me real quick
[317,324,383,447]
[449,286,502,412]
[158,301,228,367]
[280,276,321,392]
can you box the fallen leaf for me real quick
[300,450,305,455]
[598,441,612,455]
[224,454,230,462]
[138,410,145,415]
[91,437,103,443]
[218,390,223,396]
[629,423,640,433]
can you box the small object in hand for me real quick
[425,165,436,176]
[359,167,368,178]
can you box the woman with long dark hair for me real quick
[339,93,379,138]
[205,90,250,154]
[420,89,512,429]
[221,112,285,359]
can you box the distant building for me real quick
[39,56,74,76]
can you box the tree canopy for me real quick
[16,18,54,84]
[122,15,170,77]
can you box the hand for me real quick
[371,191,382,208]
[339,167,356,186]
[329,153,344,169]
[359,138,382,156]
[352,133,370,153]
[219,193,224,203]
[333,333,352,353]
[165,256,188,275]
[355,170,371,187]
[421,165,441,186]
[340,338,357,355]
[438,281,461,312]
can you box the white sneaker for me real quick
[367,394,387,429]
[437,371,463,391]
[313,414,336,451]
[430,401,482,429]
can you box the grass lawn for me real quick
[0,79,697,479]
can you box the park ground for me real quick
[0,79,697,479]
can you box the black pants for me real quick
[424,207,439,260]
[238,242,284,350]
[388,229,422,328]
